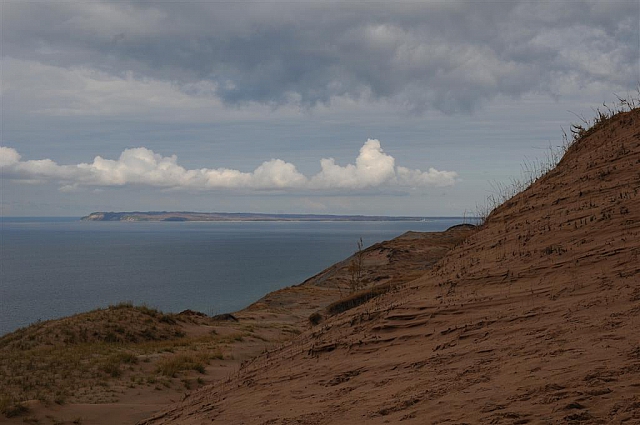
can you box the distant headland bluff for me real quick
[81,211,446,222]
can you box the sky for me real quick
[1,1,638,217]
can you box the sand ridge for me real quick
[139,109,640,424]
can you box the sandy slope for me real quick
[140,110,640,424]
[0,214,470,424]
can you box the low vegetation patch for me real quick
[156,353,209,377]
[99,352,139,377]
[308,312,323,326]
[326,283,394,316]
[542,244,567,256]
[0,304,253,414]
[0,396,29,418]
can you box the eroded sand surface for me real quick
[140,111,640,424]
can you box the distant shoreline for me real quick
[81,211,469,222]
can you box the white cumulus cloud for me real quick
[0,147,22,167]
[0,140,457,191]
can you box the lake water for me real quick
[0,217,462,336]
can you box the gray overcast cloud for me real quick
[4,1,637,112]
[1,1,638,216]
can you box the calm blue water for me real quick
[0,217,462,336]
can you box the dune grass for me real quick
[325,282,394,316]
[475,90,640,226]
[156,353,210,377]
[0,304,252,416]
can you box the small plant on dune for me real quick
[326,283,393,316]
[99,351,139,377]
[568,91,639,142]
[109,301,134,310]
[348,238,365,293]
[99,359,123,378]
[156,353,208,377]
[475,89,639,227]
[0,396,29,418]
[308,312,323,326]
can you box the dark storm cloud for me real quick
[3,1,638,113]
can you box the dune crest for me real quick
[140,109,640,424]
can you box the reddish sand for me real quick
[139,110,640,424]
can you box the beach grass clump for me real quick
[99,352,139,377]
[155,353,209,377]
[0,396,29,418]
[475,90,640,226]
[326,283,393,316]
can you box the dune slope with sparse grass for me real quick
[139,106,640,424]
[0,223,471,425]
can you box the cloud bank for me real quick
[0,141,457,192]
[3,1,637,115]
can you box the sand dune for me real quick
[140,109,640,424]
[2,108,637,425]
[0,212,471,424]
